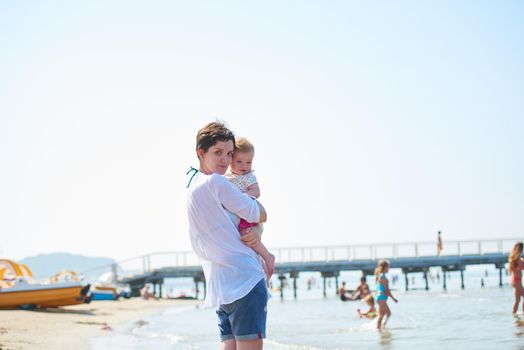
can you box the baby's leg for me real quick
[239,222,274,280]
[252,242,275,281]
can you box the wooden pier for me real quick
[83,238,521,299]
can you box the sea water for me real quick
[91,269,524,350]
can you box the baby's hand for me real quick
[246,183,260,198]
[240,226,261,247]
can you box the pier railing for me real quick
[82,238,521,279]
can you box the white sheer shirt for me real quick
[187,172,265,307]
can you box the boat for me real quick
[91,287,118,301]
[0,259,91,309]
[90,272,130,300]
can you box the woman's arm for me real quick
[240,224,262,247]
[257,200,267,223]
[213,174,263,223]
[383,279,398,303]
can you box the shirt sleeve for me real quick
[210,173,260,223]
[243,172,258,188]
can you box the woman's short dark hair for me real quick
[196,121,235,156]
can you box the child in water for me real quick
[226,137,275,280]
[357,295,377,319]
[375,260,398,329]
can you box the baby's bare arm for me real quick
[245,183,260,198]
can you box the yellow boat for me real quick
[0,259,90,309]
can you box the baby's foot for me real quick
[264,253,275,281]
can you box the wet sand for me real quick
[0,298,198,350]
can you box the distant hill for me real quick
[20,252,115,279]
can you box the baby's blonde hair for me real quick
[235,137,255,154]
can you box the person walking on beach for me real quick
[437,231,443,256]
[508,242,524,314]
[187,122,269,350]
[375,260,398,329]
[225,137,275,281]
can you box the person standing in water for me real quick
[375,260,398,329]
[187,122,269,350]
[508,242,524,314]
[437,231,443,256]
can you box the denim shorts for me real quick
[216,278,268,341]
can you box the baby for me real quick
[226,137,275,280]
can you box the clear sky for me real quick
[1,1,523,261]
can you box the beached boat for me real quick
[90,272,130,300]
[91,287,118,301]
[0,259,91,309]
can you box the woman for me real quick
[375,260,398,329]
[187,122,268,350]
[508,242,524,314]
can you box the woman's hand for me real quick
[240,225,261,247]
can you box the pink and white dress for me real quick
[226,171,259,230]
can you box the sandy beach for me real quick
[0,298,198,350]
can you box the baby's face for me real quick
[230,150,254,175]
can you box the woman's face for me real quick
[198,140,234,175]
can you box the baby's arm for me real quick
[245,183,260,198]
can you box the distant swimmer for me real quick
[508,242,524,314]
[339,281,351,301]
[357,295,377,319]
[375,260,398,329]
[349,276,371,300]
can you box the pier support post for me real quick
[423,270,429,291]
[460,270,465,289]
[495,264,504,287]
[404,273,409,291]
[335,275,339,296]
[290,271,299,299]
[443,270,447,290]
[195,280,199,300]
[319,271,338,298]
[194,275,205,300]
[159,282,163,298]
[278,275,286,300]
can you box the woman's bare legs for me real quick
[237,339,263,350]
[382,303,392,328]
[513,285,522,314]
[377,300,390,329]
[221,339,236,350]
[520,286,524,313]
[220,339,263,350]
